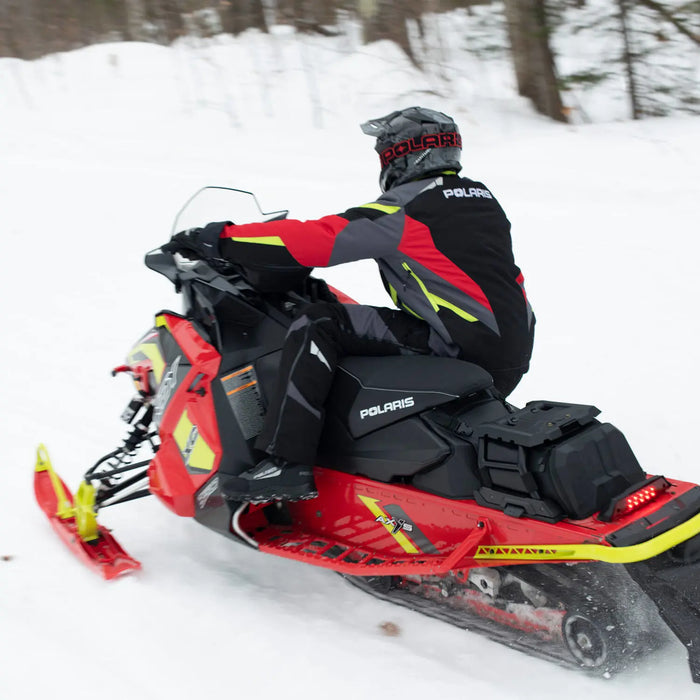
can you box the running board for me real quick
[251,525,489,576]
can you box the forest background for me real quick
[1,0,698,123]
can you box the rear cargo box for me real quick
[475,401,645,521]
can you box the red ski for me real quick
[34,445,140,580]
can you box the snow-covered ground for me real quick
[1,24,699,700]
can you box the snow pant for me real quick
[254,302,436,465]
[254,301,527,465]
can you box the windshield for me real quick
[171,186,288,233]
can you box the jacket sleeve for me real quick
[218,201,405,269]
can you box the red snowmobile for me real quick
[35,187,700,682]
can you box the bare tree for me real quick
[503,0,567,121]
[617,0,641,119]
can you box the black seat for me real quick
[317,355,494,484]
[329,355,493,439]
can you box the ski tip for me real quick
[35,443,52,473]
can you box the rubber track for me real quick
[341,564,664,677]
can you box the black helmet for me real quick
[361,106,462,191]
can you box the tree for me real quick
[503,0,567,122]
[219,0,268,35]
[0,0,695,123]
[617,0,641,119]
[357,0,423,67]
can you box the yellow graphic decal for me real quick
[128,340,166,384]
[173,410,215,473]
[388,283,399,306]
[387,282,424,319]
[229,235,285,246]
[474,511,700,564]
[359,202,401,215]
[429,294,478,323]
[358,495,419,554]
[402,262,477,323]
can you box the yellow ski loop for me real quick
[34,444,100,541]
[35,444,73,520]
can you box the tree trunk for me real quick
[291,0,340,34]
[503,0,567,122]
[125,0,150,40]
[220,0,268,35]
[358,0,422,67]
[618,0,641,119]
[149,0,187,42]
[0,0,30,58]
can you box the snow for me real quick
[1,25,700,700]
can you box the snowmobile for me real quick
[35,187,700,683]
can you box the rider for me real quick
[164,106,535,503]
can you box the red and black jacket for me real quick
[219,174,534,374]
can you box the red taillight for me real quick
[600,476,671,521]
[623,486,658,512]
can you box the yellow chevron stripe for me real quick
[430,294,478,323]
[474,511,700,564]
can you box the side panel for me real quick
[148,313,223,516]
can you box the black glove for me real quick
[161,221,230,259]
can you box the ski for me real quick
[34,445,141,580]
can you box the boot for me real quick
[223,456,317,503]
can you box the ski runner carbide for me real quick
[34,186,700,685]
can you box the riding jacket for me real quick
[218,174,535,376]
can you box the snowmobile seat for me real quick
[331,355,494,439]
[316,355,495,485]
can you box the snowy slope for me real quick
[1,27,700,700]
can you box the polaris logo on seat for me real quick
[360,396,415,420]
